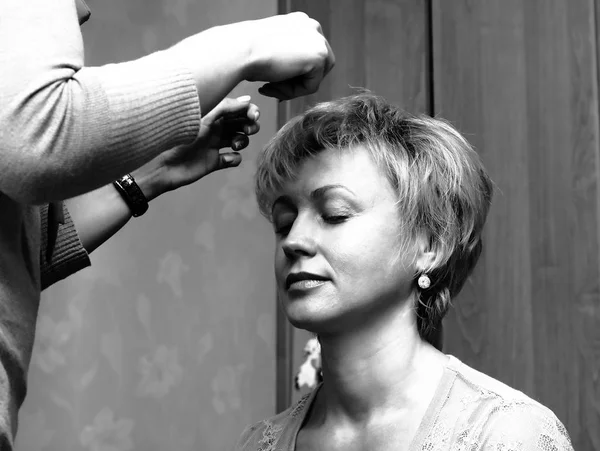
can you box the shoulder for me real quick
[446,357,573,450]
[448,356,534,402]
[481,401,573,450]
[235,391,315,451]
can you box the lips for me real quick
[285,271,329,290]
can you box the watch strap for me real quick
[113,174,149,217]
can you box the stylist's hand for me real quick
[135,96,259,200]
[241,12,336,100]
[171,12,334,112]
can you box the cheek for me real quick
[325,237,387,281]
[338,219,401,258]
[330,224,408,279]
[273,247,287,283]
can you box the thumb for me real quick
[203,96,252,122]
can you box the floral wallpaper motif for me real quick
[15,1,278,450]
[136,345,184,399]
[79,408,134,451]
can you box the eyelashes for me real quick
[322,215,349,224]
[274,213,350,236]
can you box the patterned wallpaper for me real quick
[16,1,278,450]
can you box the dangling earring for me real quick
[418,273,431,289]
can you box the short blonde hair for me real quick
[255,93,493,343]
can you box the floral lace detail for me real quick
[290,392,312,418]
[419,398,573,451]
[421,420,453,450]
[484,402,572,451]
[236,393,314,451]
[257,420,283,451]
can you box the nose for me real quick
[281,216,317,260]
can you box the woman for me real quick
[236,93,573,450]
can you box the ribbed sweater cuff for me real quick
[77,49,201,174]
[40,203,91,290]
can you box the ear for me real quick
[414,234,437,274]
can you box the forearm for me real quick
[64,164,164,254]
[0,0,249,205]
[170,25,248,116]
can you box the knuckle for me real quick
[292,11,309,20]
[308,18,321,29]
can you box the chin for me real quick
[283,304,331,333]
[284,305,349,336]
[279,288,354,333]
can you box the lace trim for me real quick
[290,392,312,418]
[421,398,573,451]
[257,420,283,451]
[254,393,313,451]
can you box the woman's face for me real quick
[271,146,420,335]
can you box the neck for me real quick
[315,303,447,425]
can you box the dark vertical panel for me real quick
[365,0,428,112]
[433,1,600,448]
[523,0,577,438]
[432,0,535,395]
[275,3,294,414]
[275,291,293,413]
[277,0,429,410]
[328,0,367,99]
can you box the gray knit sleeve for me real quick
[39,203,91,290]
[0,0,201,205]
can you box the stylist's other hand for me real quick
[242,12,336,100]
[134,96,259,200]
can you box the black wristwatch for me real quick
[113,174,149,217]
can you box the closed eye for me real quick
[323,215,349,224]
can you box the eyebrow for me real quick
[310,184,355,200]
[272,184,356,213]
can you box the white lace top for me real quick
[235,356,573,451]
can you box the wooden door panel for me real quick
[433,1,600,448]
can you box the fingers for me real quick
[230,132,249,151]
[258,81,294,100]
[218,152,243,169]
[202,95,260,150]
[220,110,260,149]
[258,75,320,100]
[216,96,260,126]
[223,116,260,135]
[245,101,260,123]
[203,95,259,124]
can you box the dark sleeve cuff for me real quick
[40,203,91,290]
